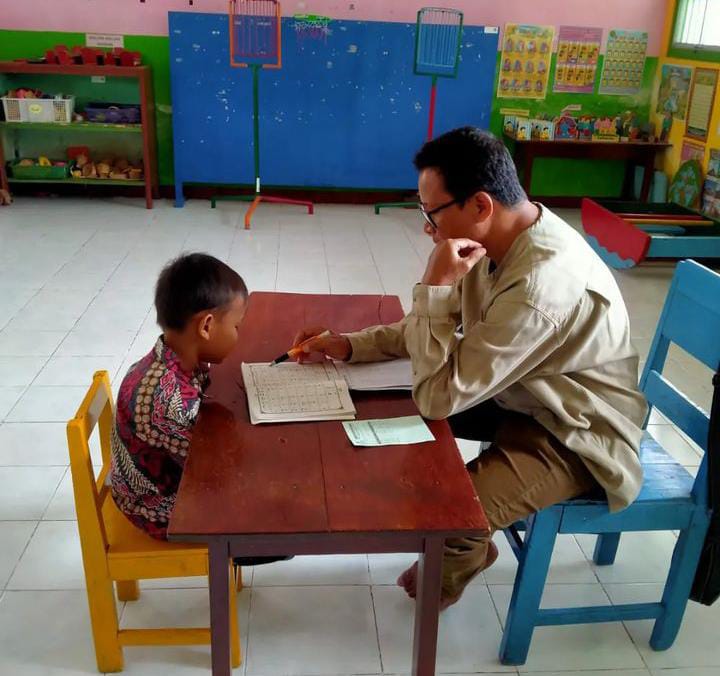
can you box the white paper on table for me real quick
[335,359,413,391]
[342,415,435,447]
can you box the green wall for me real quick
[490,53,658,196]
[1,29,657,194]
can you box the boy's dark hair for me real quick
[155,253,248,330]
[413,126,526,207]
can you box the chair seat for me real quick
[104,499,207,577]
[566,431,696,506]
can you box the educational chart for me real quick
[553,26,602,94]
[656,64,693,119]
[497,24,554,100]
[686,67,718,142]
[599,29,648,96]
[169,12,498,198]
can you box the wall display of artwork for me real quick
[599,29,648,95]
[680,139,706,163]
[497,24,554,99]
[553,25,602,94]
[656,63,693,119]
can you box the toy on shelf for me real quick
[530,118,554,140]
[40,45,142,67]
[582,160,720,268]
[592,116,620,142]
[70,152,143,181]
[577,116,594,141]
[503,115,517,136]
[515,118,531,140]
[554,114,578,140]
[620,110,640,140]
[660,111,673,142]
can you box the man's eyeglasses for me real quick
[419,197,463,231]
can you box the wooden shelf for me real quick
[0,62,149,78]
[0,61,158,208]
[0,121,143,133]
[9,177,145,186]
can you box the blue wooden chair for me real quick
[499,259,718,665]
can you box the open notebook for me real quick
[241,359,414,424]
[242,362,356,424]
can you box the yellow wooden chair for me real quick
[67,370,242,673]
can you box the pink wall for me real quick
[2,0,667,53]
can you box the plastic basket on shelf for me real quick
[84,102,141,124]
[1,97,23,122]
[1,95,75,123]
[10,161,69,180]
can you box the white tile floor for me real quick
[0,196,717,675]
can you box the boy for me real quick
[111,252,248,540]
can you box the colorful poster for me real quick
[656,64,693,119]
[497,24,554,99]
[599,29,648,95]
[553,26,602,94]
[686,67,718,142]
[680,140,705,163]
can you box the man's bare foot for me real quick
[396,541,499,609]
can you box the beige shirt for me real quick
[346,205,647,512]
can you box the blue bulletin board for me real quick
[169,12,498,204]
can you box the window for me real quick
[672,0,720,57]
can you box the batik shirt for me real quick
[110,336,209,540]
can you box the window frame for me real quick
[669,0,720,63]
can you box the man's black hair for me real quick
[413,126,527,207]
[155,253,248,330]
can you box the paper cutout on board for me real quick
[656,64,693,119]
[599,29,648,96]
[553,26,602,94]
[497,24,554,100]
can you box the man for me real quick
[293,127,647,608]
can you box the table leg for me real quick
[411,536,444,676]
[522,150,534,199]
[208,539,232,676]
[640,154,654,202]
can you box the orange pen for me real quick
[269,330,331,366]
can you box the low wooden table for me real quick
[169,292,489,676]
[505,135,671,206]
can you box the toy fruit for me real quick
[18,158,34,166]
[82,162,97,178]
[38,156,51,167]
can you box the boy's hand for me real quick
[421,238,486,286]
[291,326,352,363]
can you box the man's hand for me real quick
[291,326,352,363]
[421,238,487,286]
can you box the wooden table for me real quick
[169,292,489,676]
[505,135,671,206]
